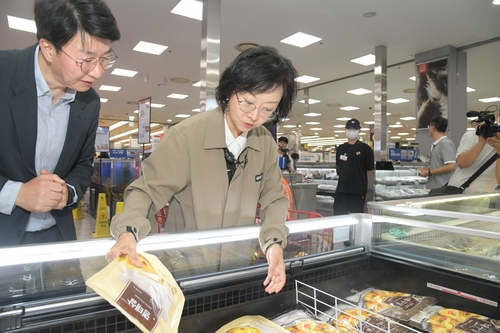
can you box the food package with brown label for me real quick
[216,315,290,333]
[348,288,436,322]
[86,252,185,333]
[320,305,410,333]
[410,306,499,333]
[272,309,340,333]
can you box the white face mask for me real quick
[346,129,359,140]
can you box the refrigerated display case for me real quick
[296,162,337,216]
[1,194,500,332]
[374,162,429,200]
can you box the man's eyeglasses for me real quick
[236,93,277,120]
[60,48,118,73]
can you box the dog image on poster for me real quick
[416,58,448,128]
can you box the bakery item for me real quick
[226,328,262,333]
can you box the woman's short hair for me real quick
[216,46,298,125]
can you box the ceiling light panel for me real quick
[479,97,500,103]
[387,98,409,104]
[280,32,322,48]
[299,99,321,104]
[295,75,320,83]
[7,16,36,33]
[150,103,166,108]
[167,93,188,99]
[111,68,138,77]
[350,54,375,66]
[171,0,203,21]
[339,106,359,111]
[99,85,121,92]
[347,88,372,95]
[133,41,168,55]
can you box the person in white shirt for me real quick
[447,114,500,193]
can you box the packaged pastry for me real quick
[273,309,339,333]
[349,288,436,322]
[216,315,290,333]
[327,306,408,333]
[86,252,185,333]
[412,306,499,333]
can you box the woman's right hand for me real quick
[105,232,142,267]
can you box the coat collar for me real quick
[202,108,264,152]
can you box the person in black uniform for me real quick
[333,118,374,215]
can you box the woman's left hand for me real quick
[263,244,286,294]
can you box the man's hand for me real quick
[15,169,66,212]
[417,167,429,177]
[106,232,142,267]
[486,133,500,155]
[263,244,286,294]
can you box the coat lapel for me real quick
[11,45,38,176]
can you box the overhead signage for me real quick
[138,97,151,144]
[388,147,419,161]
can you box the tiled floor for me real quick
[74,214,101,240]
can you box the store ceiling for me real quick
[1,0,499,149]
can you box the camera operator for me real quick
[277,136,295,173]
[447,112,500,193]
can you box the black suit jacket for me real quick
[0,44,99,246]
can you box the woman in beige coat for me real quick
[107,46,298,294]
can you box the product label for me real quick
[384,296,419,311]
[455,318,500,333]
[355,316,397,333]
[116,281,160,332]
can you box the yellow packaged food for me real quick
[86,252,185,333]
[216,315,290,333]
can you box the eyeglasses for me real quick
[60,48,118,73]
[236,93,277,120]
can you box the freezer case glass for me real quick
[0,216,357,332]
[367,193,500,284]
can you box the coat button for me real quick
[17,229,23,237]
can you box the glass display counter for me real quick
[2,194,500,332]
[366,193,500,284]
[374,162,429,200]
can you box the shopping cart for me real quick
[155,204,169,233]
[254,209,333,263]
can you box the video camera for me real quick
[466,106,500,138]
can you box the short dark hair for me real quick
[278,136,288,144]
[429,115,447,133]
[216,46,298,125]
[34,0,121,50]
[291,152,299,161]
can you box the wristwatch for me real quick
[428,169,432,176]
[66,185,76,206]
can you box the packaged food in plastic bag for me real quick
[321,305,409,333]
[348,288,436,322]
[86,252,185,333]
[216,315,290,333]
[272,309,339,333]
[410,306,499,333]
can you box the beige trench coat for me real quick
[111,109,289,259]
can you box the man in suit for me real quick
[0,0,120,246]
